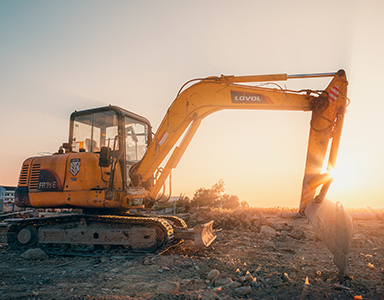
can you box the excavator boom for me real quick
[134,70,347,208]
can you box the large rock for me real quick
[196,290,215,300]
[256,211,269,226]
[181,279,194,285]
[264,240,276,250]
[156,281,179,295]
[214,277,232,287]
[234,286,252,296]
[228,281,241,289]
[265,273,283,286]
[207,269,220,281]
[253,218,261,228]
[270,222,283,231]
[288,229,304,240]
[260,225,276,237]
[21,248,48,260]
[142,258,153,265]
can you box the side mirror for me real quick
[99,146,111,167]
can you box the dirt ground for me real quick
[0,208,383,300]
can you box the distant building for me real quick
[0,186,17,212]
[0,187,4,212]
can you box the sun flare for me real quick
[328,158,361,189]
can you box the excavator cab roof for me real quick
[69,105,152,128]
[68,105,152,153]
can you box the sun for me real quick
[326,155,361,190]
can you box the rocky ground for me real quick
[1,207,383,300]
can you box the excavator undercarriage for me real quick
[7,213,215,252]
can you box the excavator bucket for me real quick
[194,221,216,248]
[305,199,353,280]
[174,221,216,248]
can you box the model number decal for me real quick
[39,181,57,190]
[38,169,63,191]
[231,91,271,104]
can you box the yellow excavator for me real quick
[9,69,353,278]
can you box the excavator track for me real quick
[160,215,188,228]
[6,214,174,253]
[124,213,188,228]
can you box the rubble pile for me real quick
[1,208,383,299]
[182,207,291,233]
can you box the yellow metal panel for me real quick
[29,190,107,208]
[29,189,126,209]
[64,152,106,191]
[27,155,68,190]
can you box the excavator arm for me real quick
[134,70,347,207]
[131,69,352,278]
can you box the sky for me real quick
[1,0,383,209]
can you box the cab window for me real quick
[125,116,148,162]
[72,111,119,152]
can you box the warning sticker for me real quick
[329,85,339,102]
[159,131,169,146]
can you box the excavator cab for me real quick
[69,106,152,188]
